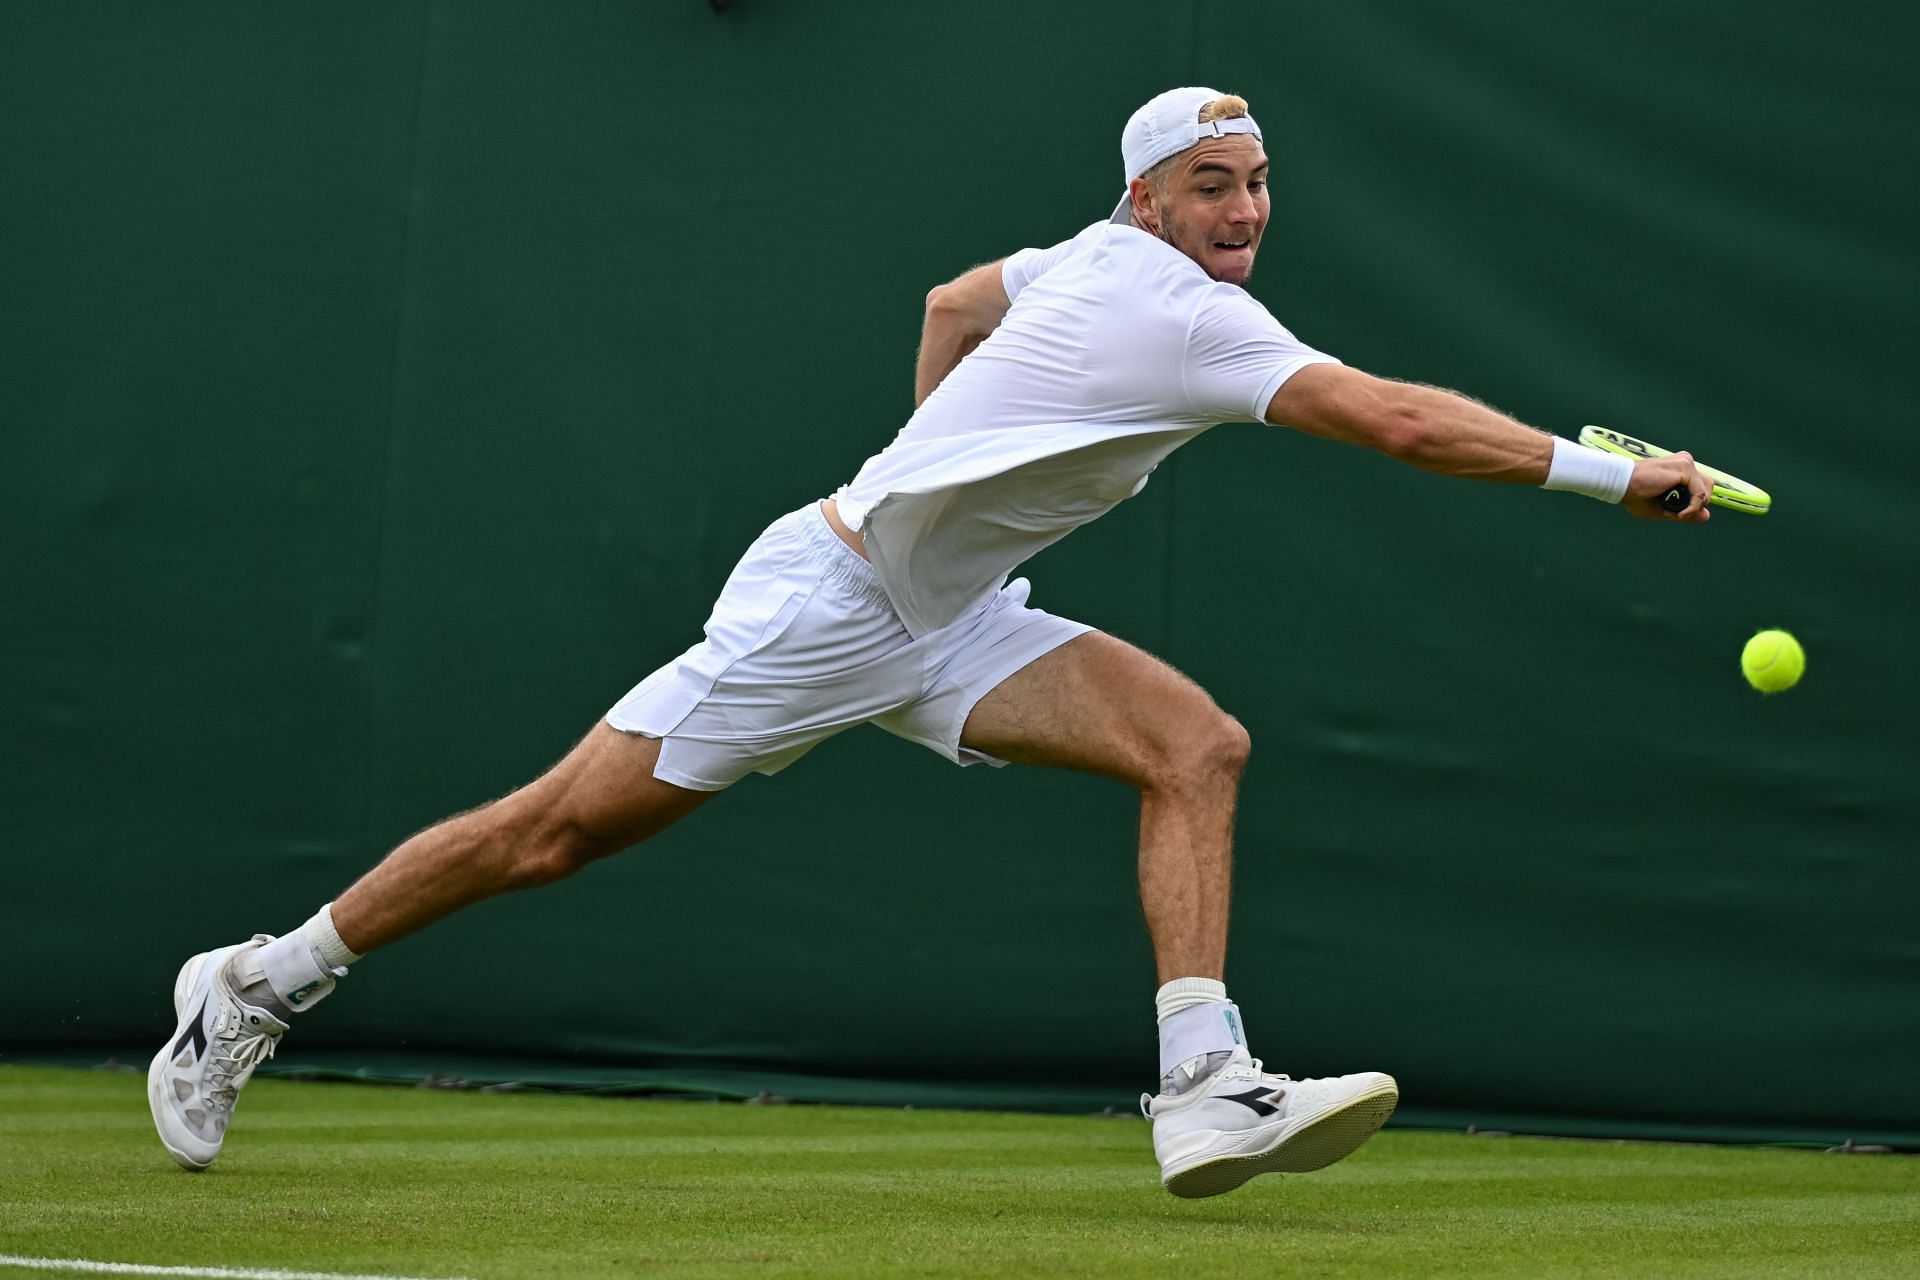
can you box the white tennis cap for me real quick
[1109,86,1263,224]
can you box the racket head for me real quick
[1577,425,1772,515]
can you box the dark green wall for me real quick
[5,2,1915,1144]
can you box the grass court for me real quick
[3,1065,1915,1279]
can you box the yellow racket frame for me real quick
[1578,425,1772,515]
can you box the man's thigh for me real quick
[503,722,716,852]
[957,631,1235,787]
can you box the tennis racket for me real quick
[1578,425,1772,516]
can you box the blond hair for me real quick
[1196,94,1249,124]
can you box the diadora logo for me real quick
[1223,1086,1286,1117]
[172,997,210,1061]
[288,980,325,1006]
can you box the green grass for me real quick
[2,1065,1915,1279]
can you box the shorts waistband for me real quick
[796,502,894,613]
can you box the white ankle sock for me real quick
[1156,976,1227,1022]
[252,905,358,1012]
[1155,977,1247,1081]
[302,902,362,969]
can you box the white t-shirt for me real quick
[835,220,1339,636]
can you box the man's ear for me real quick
[1129,176,1160,235]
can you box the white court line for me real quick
[0,1258,473,1280]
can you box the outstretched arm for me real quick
[915,259,1011,406]
[1265,364,1712,521]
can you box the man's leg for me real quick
[959,631,1396,1198]
[150,722,710,1171]
[330,723,713,955]
[958,631,1249,985]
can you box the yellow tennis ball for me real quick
[1741,629,1805,693]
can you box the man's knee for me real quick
[1204,712,1253,781]
[1215,713,1252,774]
[1147,710,1250,793]
[485,806,623,889]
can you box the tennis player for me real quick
[150,87,1710,1197]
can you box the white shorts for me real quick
[606,503,1093,791]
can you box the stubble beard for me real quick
[1156,209,1255,285]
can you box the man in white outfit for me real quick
[150,87,1710,1197]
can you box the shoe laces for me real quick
[1241,1057,1292,1085]
[204,1024,277,1114]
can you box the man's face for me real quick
[1130,135,1271,286]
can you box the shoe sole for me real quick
[1162,1081,1400,1199]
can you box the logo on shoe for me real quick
[1222,1086,1286,1117]
[1222,1007,1244,1045]
[287,980,325,1006]
[172,997,210,1061]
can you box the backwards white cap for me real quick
[1110,86,1263,225]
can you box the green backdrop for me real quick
[4,1,1915,1147]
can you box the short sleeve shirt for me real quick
[837,221,1339,636]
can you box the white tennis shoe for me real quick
[1143,1049,1399,1198]
[147,937,288,1171]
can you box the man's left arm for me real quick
[915,259,1011,406]
[1265,364,1712,521]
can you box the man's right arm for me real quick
[915,259,1011,407]
[1265,363,1712,521]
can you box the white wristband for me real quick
[1542,436,1632,503]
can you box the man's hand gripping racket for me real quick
[1580,426,1773,522]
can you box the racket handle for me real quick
[1659,486,1689,514]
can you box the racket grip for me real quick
[1659,486,1689,514]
